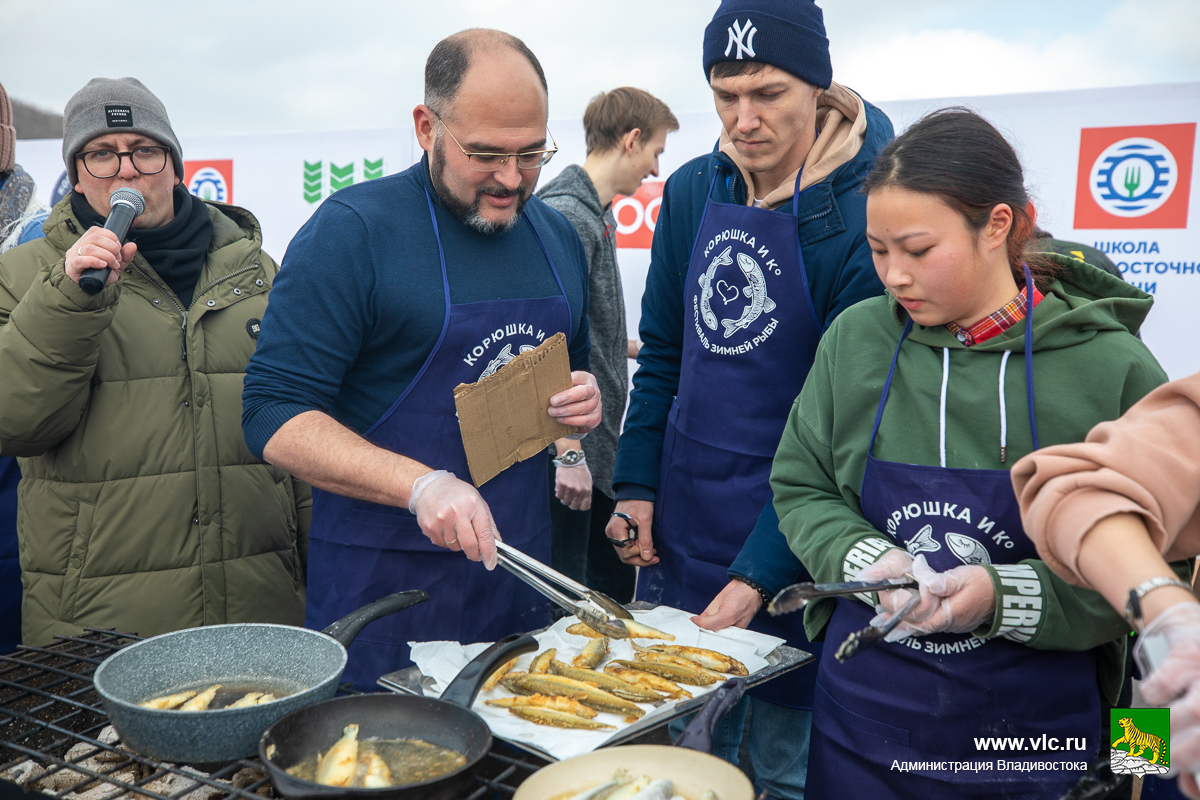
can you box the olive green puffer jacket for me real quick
[0,195,308,644]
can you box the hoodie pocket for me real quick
[59,501,96,622]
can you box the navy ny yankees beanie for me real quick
[703,0,832,89]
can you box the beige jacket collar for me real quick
[719,81,867,209]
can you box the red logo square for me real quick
[1073,123,1195,229]
[614,181,664,249]
[183,160,234,205]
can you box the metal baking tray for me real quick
[376,603,814,761]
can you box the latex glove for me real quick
[407,470,500,570]
[1138,602,1200,789]
[872,555,995,641]
[855,547,913,583]
[65,226,137,288]
[607,498,658,567]
[549,371,602,435]
[554,461,593,511]
[692,579,761,630]
[852,547,913,608]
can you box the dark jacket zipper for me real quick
[130,262,260,361]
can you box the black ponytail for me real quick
[864,107,1056,290]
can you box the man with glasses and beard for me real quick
[243,29,601,688]
[0,78,308,645]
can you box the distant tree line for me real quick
[13,99,63,140]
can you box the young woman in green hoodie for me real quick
[770,108,1167,799]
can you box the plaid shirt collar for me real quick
[944,285,1044,347]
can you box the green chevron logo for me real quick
[303,161,322,204]
[330,162,354,192]
[304,158,386,202]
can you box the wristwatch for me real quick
[1125,576,1196,628]
[552,449,586,468]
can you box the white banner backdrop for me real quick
[15,81,1200,378]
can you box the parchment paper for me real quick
[409,606,784,761]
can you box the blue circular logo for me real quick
[188,167,228,203]
[1089,137,1177,218]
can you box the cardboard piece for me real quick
[453,332,575,487]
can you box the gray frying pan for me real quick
[93,590,429,763]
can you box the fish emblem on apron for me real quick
[721,252,777,338]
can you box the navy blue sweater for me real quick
[242,156,590,458]
[613,97,893,596]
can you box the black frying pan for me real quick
[260,632,538,800]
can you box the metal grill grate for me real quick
[0,629,544,800]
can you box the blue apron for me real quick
[0,457,20,653]
[635,171,822,708]
[807,289,1100,798]
[305,188,563,689]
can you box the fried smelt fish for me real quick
[485,694,598,718]
[482,657,518,692]
[498,672,531,695]
[529,648,557,674]
[227,692,263,709]
[603,666,692,699]
[178,684,221,711]
[566,621,674,641]
[509,706,616,730]
[316,724,358,787]
[548,661,663,702]
[359,747,391,789]
[572,637,609,669]
[611,659,720,687]
[139,690,197,710]
[566,623,604,639]
[633,643,748,676]
[634,652,725,681]
[509,674,646,722]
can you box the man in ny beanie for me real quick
[607,1,894,796]
[0,77,309,645]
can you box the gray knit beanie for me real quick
[62,78,182,185]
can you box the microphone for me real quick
[79,188,146,295]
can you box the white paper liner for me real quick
[409,606,784,761]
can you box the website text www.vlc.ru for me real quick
[974,735,1089,752]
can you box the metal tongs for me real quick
[494,541,632,639]
[767,576,918,616]
[833,591,921,662]
[767,576,922,662]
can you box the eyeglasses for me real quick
[433,111,557,172]
[75,146,170,179]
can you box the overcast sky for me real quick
[4,0,1198,136]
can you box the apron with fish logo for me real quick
[807,287,1099,798]
[635,170,822,708]
[305,187,565,689]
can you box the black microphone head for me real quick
[109,188,146,218]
